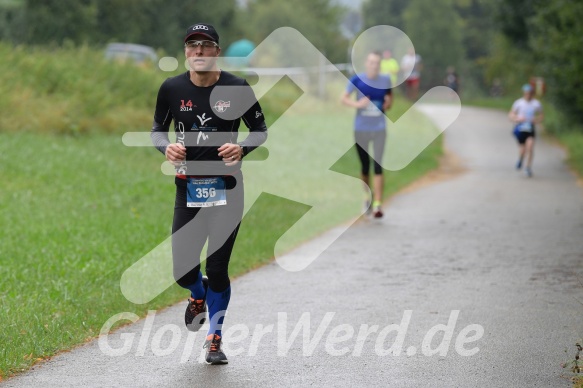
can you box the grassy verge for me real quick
[464,96,583,177]
[0,43,163,135]
[0,44,442,377]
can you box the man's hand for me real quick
[218,143,243,166]
[165,143,186,165]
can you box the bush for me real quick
[530,1,583,127]
[0,43,167,134]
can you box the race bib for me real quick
[519,122,533,132]
[361,100,383,117]
[187,177,227,207]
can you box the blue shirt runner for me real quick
[346,74,392,132]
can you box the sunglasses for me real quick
[185,40,219,49]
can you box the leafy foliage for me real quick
[493,0,540,50]
[243,0,348,63]
[9,0,241,53]
[403,0,465,87]
[362,0,408,31]
[529,0,583,125]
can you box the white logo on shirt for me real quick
[214,100,231,113]
[197,131,208,145]
[197,113,212,126]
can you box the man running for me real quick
[150,23,267,364]
[509,84,543,177]
[341,51,392,218]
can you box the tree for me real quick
[491,0,583,126]
[453,0,498,93]
[362,0,408,31]
[483,0,541,95]
[530,0,583,125]
[402,0,465,88]
[93,0,240,53]
[24,0,97,45]
[95,0,149,45]
[243,0,348,64]
[493,0,540,50]
[20,0,241,54]
[455,0,496,62]
[0,0,26,43]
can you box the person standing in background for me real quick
[380,50,400,89]
[444,66,460,95]
[400,47,422,100]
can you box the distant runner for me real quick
[341,51,392,218]
[509,84,543,177]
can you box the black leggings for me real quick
[355,130,386,175]
[171,173,244,292]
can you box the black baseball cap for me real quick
[184,23,219,44]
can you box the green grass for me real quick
[0,43,165,135]
[462,96,514,111]
[0,44,443,377]
[465,95,583,177]
[555,131,583,175]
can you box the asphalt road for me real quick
[4,105,583,387]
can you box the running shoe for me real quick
[184,275,208,332]
[372,200,383,218]
[203,334,228,365]
[516,159,523,170]
[525,167,533,178]
[373,206,384,218]
[185,298,207,332]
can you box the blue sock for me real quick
[206,285,231,338]
[185,271,206,300]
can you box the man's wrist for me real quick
[238,143,247,158]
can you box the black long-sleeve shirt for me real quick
[151,70,267,177]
